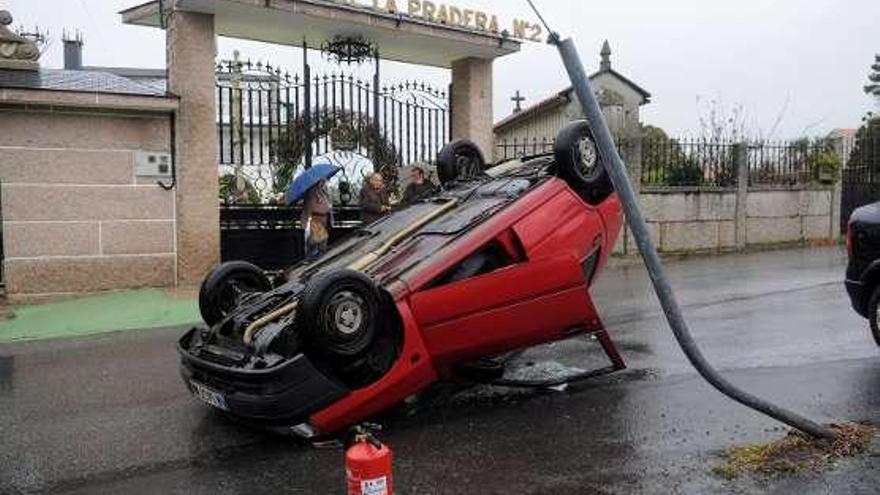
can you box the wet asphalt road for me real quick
[1,246,878,494]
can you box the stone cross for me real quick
[511,90,525,113]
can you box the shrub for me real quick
[809,152,841,184]
[665,157,704,186]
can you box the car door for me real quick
[410,248,593,365]
[409,189,606,366]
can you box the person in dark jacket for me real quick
[360,172,390,225]
[402,165,436,205]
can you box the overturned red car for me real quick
[179,121,625,437]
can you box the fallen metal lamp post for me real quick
[527,1,837,440]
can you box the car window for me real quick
[427,241,515,288]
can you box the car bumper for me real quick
[178,328,349,434]
[845,279,868,318]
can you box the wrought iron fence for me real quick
[497,135,737,188]
[642,137,738,188]
[495,137,556,161]
[216,59,449,205]
[747,140,837,187]
[498,134,845,190]
[495,136,629,163]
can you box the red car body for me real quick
[180,154,623,437]
[313,177,622,432]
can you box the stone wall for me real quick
[746,190,834,244]
[0,89,179,302]
[638,190,737,252]
[623,187,837,255]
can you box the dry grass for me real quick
[713,423,877,480]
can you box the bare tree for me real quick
[696,95,747,142]
[696,93,805,142]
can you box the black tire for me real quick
[199,261,271,326]
[298,269,381,358]
[867,285,880,346]
[437,139,486,185]
[553,120,614,205]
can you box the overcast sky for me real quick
[3,0,878,138]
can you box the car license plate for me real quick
[190,381,228,411]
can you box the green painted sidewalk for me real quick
[0,289,201,343]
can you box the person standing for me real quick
[359,172,390,225]
[402,165,436,205]
[302,179,332,260]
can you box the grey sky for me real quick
[4,0,878,138]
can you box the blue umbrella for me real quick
[286,160,342,205]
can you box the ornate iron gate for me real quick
[217,57,449,203]
[216,52,450,269]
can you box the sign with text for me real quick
[331,0,545,42]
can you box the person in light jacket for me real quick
[302,179,332,260]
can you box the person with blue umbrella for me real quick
[286,159,341,260]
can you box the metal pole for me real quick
[373,48,381,165]
[549,33,836,439]
[303,40,313,169]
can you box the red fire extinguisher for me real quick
[345,425,393,495]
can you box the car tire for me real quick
[553,120,614,205]
[867,285,880,346]
[199,261,272,326]
[437,139,486,185]
[298,269,380,358]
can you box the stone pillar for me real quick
[625,134,643,195]
[829,136,846,240]
[450,57,494,159]
[167,9,220,285]
[619,132,643,256]
[733,143,749,249]
[831,179,843,240]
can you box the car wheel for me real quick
[437,139,486,185]
[199,261,272,326]
[553,120,614,205]
[299,269,380,358]
[867,285,880,346]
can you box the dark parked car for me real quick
[845,201,880,346]
[180,121,625,437]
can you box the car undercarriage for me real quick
[179,122,626,435]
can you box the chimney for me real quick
[62,32,83,70]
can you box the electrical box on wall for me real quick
[134,151,173,177]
